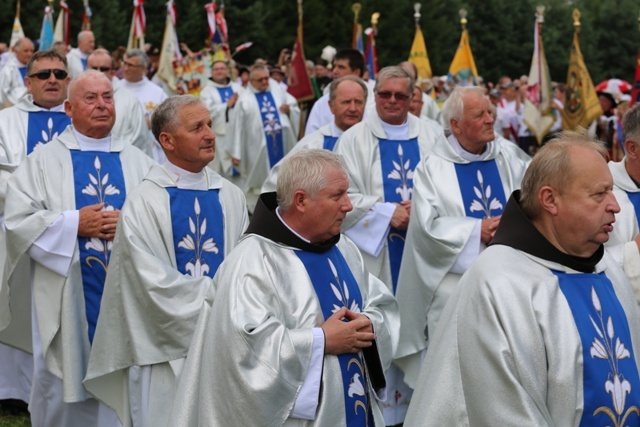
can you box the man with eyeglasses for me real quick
[199,60,243,177]
[87,48,148,155]
[2,70,154,426]
[0,46,69,421]
[0,38,34,109]
[394,87,530,394]
[334,66,445,426]
[67,31,95,79]
[228,63,297,205]
[119,48,168,163]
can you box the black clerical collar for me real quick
[490,190,603,273]
[245,192,340,253]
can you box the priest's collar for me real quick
[447,134,492,161]
[491,190,603,273]
[380,118,409,140]
[72,127,112,152]
[245,192,340,253]
[163,161,208,190]
[31,97,65,112]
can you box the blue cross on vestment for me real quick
[254,91,284,168]
[216,86,234,103]
[554,270,640,426]
[323,135,339,151]
[295,246,374,426]
[71,151,126,343]
[378,137,420,293]
[454,160,506,219]
[625,191,640,227]
[26,111,71,154]
[166,188,225,279]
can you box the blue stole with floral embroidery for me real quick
[216,86,234,102]
[323,135,339,151]
[624,191,640,227]
[295,246,372,426]
[166,188,225,278]
[554,271,640,426]
[81,58,88,70]
[71,151,126,343]
[378,137,419,293]
[18,67,27,80]
[454,160,506,219]
[26,112,71,154]
[254,91,284,168]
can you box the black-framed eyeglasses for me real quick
[28,69,68,80]
[89,66,113,72]
[376,91,411,101]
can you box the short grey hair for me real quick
[623,103,640,148]
[329,75,368,103]
[519,131,607,218]
[78,30,94,44]
[277,150,348,211]
[124,48,148,68]
[374,66,414,94]
[442,86,486,131]
[151,95,203,140]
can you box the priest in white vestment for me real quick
[2,71,154,427]
[119,49,168,163]
[334,66,445,426]
[262,75,368,193]
[228,64,298,195]
[169,150,399,426]
[66,31,95,79]
[87,49,148,154]
[605,104,640,302]
[405,135,640,426]
[0,38,33,109]
[199,60,243,177]
[394,88,530,385]
[84,96,248,427]
[0,48,72,410]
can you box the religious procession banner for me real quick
[408,26,432,80]
[448,29,478,85]
[561,10,602,130]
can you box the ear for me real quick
[158,132,175,152]
[538,185,559,216]
[449,118,460,136]
[625,139,638,160]
[64,99,72,117]
[292,189,307,213]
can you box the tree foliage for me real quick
[1,0,639,85]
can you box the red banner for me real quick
[287,34,314,102]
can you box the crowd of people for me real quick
[0,30,639,427]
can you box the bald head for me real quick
[65,71,115,138]
[77,31,95,55]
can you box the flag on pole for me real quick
[39,5,55,51]
[630,51,640,108]
[364,28,378,80]
[53,1,70,46]
[523,10,555,145]
[157,0,182,93]
[448,29,478,84]
[408,27,432,80]
[233,42,253,55]
[127,0,146,50]
[82,0,92,30]
[287,1,314,102]
[205,2,230,63]
[351,4,364,54]
[561,9,602,130]
[10,1,25,48]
